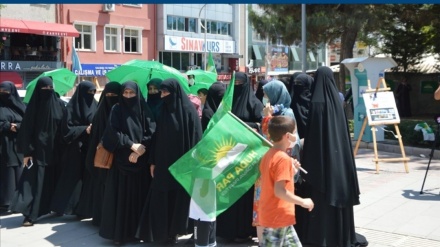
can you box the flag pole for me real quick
[227,111,308,174]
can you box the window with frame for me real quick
[105,26,120,52]
[201,20,231,36]
[124,29,141,53]
[167,15,197,33]
[74,23,95,50]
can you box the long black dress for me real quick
[297,66,361,247]
[216,72,263,241]
[10,76,66,224]
[137,78,203,243]
[0,81,25,210]
[99,81,156,244]
[50,81,97,215]
[75,81,121,225]
[290,73,313,139]
[201,82,225,131]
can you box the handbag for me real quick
[94,142,113,169]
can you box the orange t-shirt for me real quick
[258,148,296,228]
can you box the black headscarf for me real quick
[201,82,226,131]
[0,81,26,166]
[67,81,97,125]
[16,76,65,166]
[0,81,26,116]
[146,78,163,120]
[231,72,263,129]
[151,78,202,189]
[291,73,313,139]
[288,72,302,104]
[255,79,268,103]
[102,81,156,173]
[61,81,98,145]
[84,81,121,173]
[301,66,360,207]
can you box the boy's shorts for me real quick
[261,225,302,247]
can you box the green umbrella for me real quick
[189,81,214,95]
[23,68,76,103]
[106,59,190,97]
[186,69,218,85]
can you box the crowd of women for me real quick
[0,66,366,247]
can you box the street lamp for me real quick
[199,4,207,70]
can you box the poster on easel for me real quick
[363,91,400,125]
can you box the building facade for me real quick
[60,4,156,87]
[0,4,78,88]
[156,4,243,82]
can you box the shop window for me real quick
[74,23,96,51]
[124,28,141,53]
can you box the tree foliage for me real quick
[249,4,384,91]
[379,4,437,73]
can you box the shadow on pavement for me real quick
[401,189,440,201]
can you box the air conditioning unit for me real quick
[103,4,115,12]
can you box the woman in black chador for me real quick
[137,78,203,244]
[99,81,156,245]
[0,81,26,213]
[216,72,263,242]
[201,81,226,131]
[395,77,412,118]
[290,73,313,139]
[75,81,121,226]
[50,81,97,216]
[10,76,66,226]
[296,66,361,247]
[254,79,268,103]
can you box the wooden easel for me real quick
[353,77,410,173]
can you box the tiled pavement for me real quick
[2,142,440,247]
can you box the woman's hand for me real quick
[23,157,32,168]
[262,103,273,117]
[10,123,17,132]
[129,152,139,163]
[86,124,92,134]
[150,164,155,178]
[131,143,146,156]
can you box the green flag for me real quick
[204,71,235,134]
[169,112,271,218]
[206,52,217,73]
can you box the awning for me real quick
[0,17,79,37]
[252,45,263,60]
[0,72,24,88]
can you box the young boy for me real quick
[258,116,314,247]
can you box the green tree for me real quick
[249,4,384,91]
[379,4,435,73]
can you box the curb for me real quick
[352,140,440,160]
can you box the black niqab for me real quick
[0,81,26,116]
[255,79,268,102]
[231,72,263,129]
[201,82,225,131]
[84,81,121,172]
[67,80,97,125]
[291,73,313,139]
[102,81,156,172]
[16,76,65,162]
[0,81,25,167]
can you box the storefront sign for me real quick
[269,46,289,72]
[74,64,120,76]
[247,67,263,75]
[164,35,235,54]
[420,81,438,94]
[0,61,58,71]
